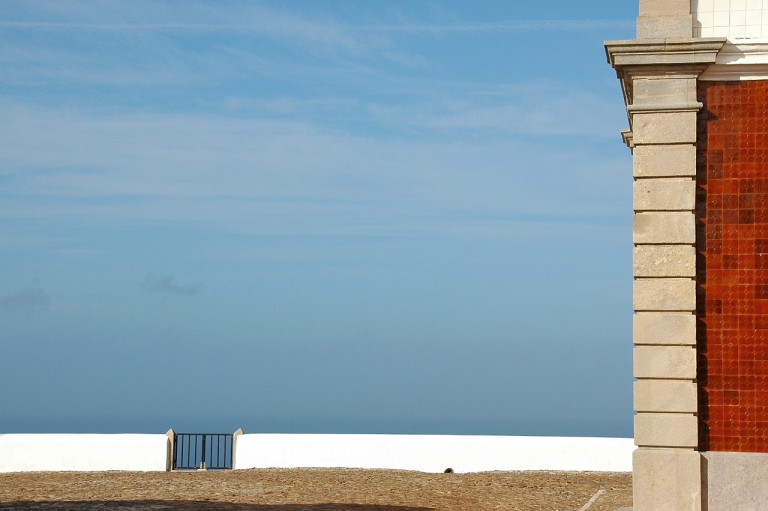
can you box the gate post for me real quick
[232,428,244,470]
[165,429,175,472]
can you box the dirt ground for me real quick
[0,468,632,510]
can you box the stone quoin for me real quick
[607,1,768,509]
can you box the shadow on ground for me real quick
[0,502,435,510]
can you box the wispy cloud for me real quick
[0,0,630,252]
[0,1,364,53]
[360,19,634,33]
[0,19,634,33]
[1,288,51,314]
[141,273,201,296]
[0,87,628,247]
[0,1,634,430]
[0,2,633,89]
[366,89,622,138]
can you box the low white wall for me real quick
[0,434,169,472]
[0,433,633,473]
[234,434,633,473]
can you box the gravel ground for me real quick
[0,469,632,511]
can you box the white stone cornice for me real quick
[605,38,727,69]
[605,38,726,112]
[700,39,768,80]
[621,129,634,150]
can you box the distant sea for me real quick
[0,415,632,438]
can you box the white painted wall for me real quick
[234,434,633,473]
[0,433,633,473]
[0,434,169,472]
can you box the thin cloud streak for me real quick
[142,274,200,296]
[365,19,635,33]
[0,120,621,212]
[1,288,51,314]
[0,19,634,32]
[13,2,361,44]
[0,89,628,248]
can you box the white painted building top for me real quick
[693,0,768,38]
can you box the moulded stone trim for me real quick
[633,178,695,211]
[631,111,697,144]
[635,413,698,447]
[634,278,696,311]
[633,144,696,177]
[627,103,702,113]
[634,379,697,412]
[633,448,702,511]
[633,245,695,277]
[605,39,726,69]
[604,38,725,116]
[633,212,695,244]
[634,345,696,379]
[633,312,696,345]
[622,129,634,149]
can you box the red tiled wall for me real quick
[697,80,768,452]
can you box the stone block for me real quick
[633,212,695,244]
[638,0,691,17]
[633,245,695,277]
[632,111,697,145]
[634,278,696,311]
[633,178,695,211]
[633,312,696,345]
[633,448,702,511]
[704,451,768,511]
[634,379,697,412]
[637,15,694,39]
[635,413,698,447]
[632,77,697,109]
[634,345,696,379]
[633,144,696,177]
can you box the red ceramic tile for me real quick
[698,81,768,452]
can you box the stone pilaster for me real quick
[606,38,725,511]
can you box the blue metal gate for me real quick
[173,433,233,470]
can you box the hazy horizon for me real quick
[1,414,630,438]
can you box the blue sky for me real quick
[0,1,637,436]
